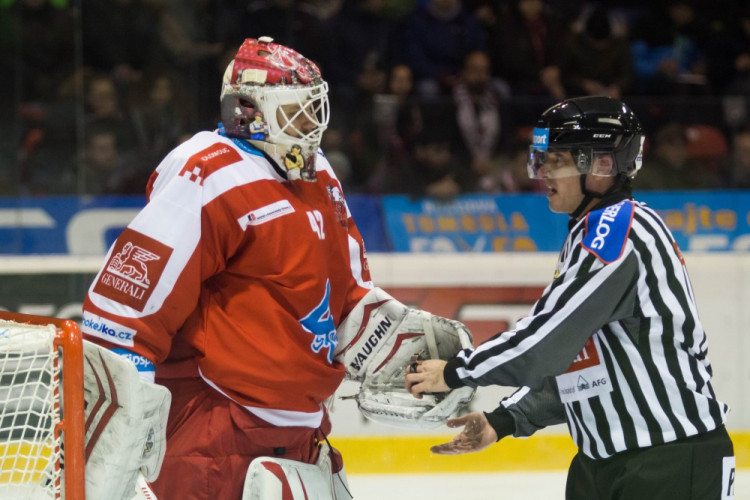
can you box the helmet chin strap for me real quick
[568,174,628,220]
[569,175,597,220]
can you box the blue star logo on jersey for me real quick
[299,280,337,363]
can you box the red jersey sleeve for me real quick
[81,133,246,362]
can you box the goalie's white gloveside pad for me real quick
[83,341,171,500]
[242,443,352,500]
[334,287,408,381]
[357,383,475,429]
[335,287,476,429]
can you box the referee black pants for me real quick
[566,426,735,500]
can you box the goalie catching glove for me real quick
[334,288,475,429]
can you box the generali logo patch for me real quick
[93,228,172,312]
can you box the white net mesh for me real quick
[0,320,62,499]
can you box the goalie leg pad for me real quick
[82,341,171,500]
[242,443,352,500]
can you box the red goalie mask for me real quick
[220,36,330,181]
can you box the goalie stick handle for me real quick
[419,311,440,361]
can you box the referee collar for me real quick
[568,188,633,230]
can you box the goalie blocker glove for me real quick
[335,288,475,429]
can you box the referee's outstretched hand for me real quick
[430,412,498,455]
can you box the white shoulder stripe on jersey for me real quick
[202,141,281,205]
[151,133,281,206]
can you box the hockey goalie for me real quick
[79,35,475,500]
[81,286,475,500]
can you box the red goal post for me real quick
[0,311,85,500]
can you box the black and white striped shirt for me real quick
[444,194,729,459]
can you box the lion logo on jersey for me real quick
[108,242,160,286]
[94,229,173,312]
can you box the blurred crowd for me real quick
[1,0,750,198]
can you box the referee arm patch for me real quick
[582,200,634,264]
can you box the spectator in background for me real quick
[130,71,194,164]
[0,0,75,104]
[17,112,77,195]
[727,128,750,189]
[0,0,76,195]
[486,0,566,100]
[636,122,723,190]
[83,73,136,151]
[80,123,149,194]
[396,0,486,97]
[559,5,634,99]
[156,0,224,127]
[451,50,511,192]
[369,63,420,193]
[372,63,417,157]
[629,1,710,95]
[704,4,750,95]
[383,102,475,200]
[321,0,395,98]
[321,0,397,193]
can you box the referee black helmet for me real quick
[528,96,645,180]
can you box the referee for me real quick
[406,96,735,499]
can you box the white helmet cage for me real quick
[220,37,330,181]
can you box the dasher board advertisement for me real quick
[381,191,750,253]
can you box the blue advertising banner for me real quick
[382,191,750,253]
[381,193,569,252]
[347,195,390,253]
[1,191,749,255]
[0,196,146,255]
[0,194,389,255]
[639,191,750,252]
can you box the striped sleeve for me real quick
[445,227,639,391]
[499,378,567,437]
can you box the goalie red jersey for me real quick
[81,130,373,427]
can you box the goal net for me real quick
[0,314,85,500]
